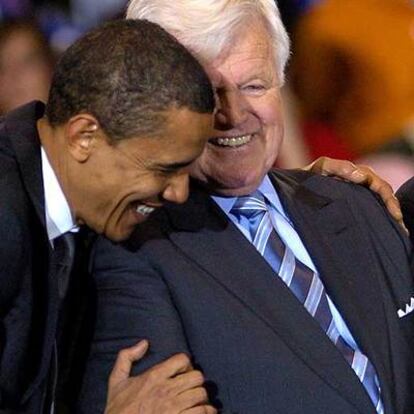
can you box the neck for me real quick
[37,117,79,223]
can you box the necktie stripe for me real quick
[290,264,313,303]
[254,215,272,253]
[313,293,333,331]
[326,320,340,343]
[278,247,295,285]
[231,192,383,412]
[304,274,324,316]
[352,352,368,381]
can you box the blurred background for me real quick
[1,0,413,189]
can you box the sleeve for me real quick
[0,150,27,316]
[76,236,191,413]
[0,148,29,408]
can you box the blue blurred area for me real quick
[0,0,32,19]
[0,0,128,52]
[0,0,319,50]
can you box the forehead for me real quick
[206,22,276,82]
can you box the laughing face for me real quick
[189,19,284,196]
[74,106,212,241]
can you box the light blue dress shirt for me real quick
[211,174,361,350]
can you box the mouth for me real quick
[209,133,253,148]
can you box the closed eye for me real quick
[240,84,267,95]
[155,160,194,174]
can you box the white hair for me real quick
[126,0,290,84]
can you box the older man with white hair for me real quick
[77,1,414,413]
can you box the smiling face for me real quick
[71,107,212,241]
[189,19,284,196]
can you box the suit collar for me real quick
[164,170,392,414]
[8,101,47,229]
[164,181,218,231]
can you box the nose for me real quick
[162,172,190,204]
[215,88,248,129]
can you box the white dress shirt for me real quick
[40,147,79,244]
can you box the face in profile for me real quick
[75,107,212,241]
[0,26,53,114]
[189,19,285,197]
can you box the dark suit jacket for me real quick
[79,171,414,414]
[0,102,92,413]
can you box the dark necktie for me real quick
[53,232,76,300]
[231,191,384,413]
[47,232,76,414]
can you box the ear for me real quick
[65,114,100,162]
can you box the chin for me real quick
[104,228,132,242]
[211,175,265,197]
[193,161,269,196]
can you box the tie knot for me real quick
[231,191,267,219]
[54,232,76,266]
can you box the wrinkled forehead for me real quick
[176,15,275,63]
[199,23,277,84]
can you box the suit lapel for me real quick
[8,102,61,403]
[9,101,47,229]
[271,171,394,413]
[165,182,377,414]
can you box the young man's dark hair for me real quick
[46,19,215,140]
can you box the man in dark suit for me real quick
[0,19,217,413]
[78,1,414,413]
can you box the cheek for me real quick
[131,175,167,201]
[256,96,284,153]
[262,93,284,128]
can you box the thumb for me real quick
[108,340,149,387]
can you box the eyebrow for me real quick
[238,69,274,85]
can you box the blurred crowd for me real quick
[1,0,414,189]
[0,0,127,115]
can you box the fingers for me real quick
[304,157,366,181]
[170,370,205,395]
[108,340,149,388]
[305,157,407,232]
[363,168,401,217]
[173,386,209,412]
[106,348,214,414]
[150,353,193,379]
[353,165,407,232]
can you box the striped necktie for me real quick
[231,191,384,413]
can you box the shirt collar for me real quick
[41,147,79,241]
[211,174,288,218]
